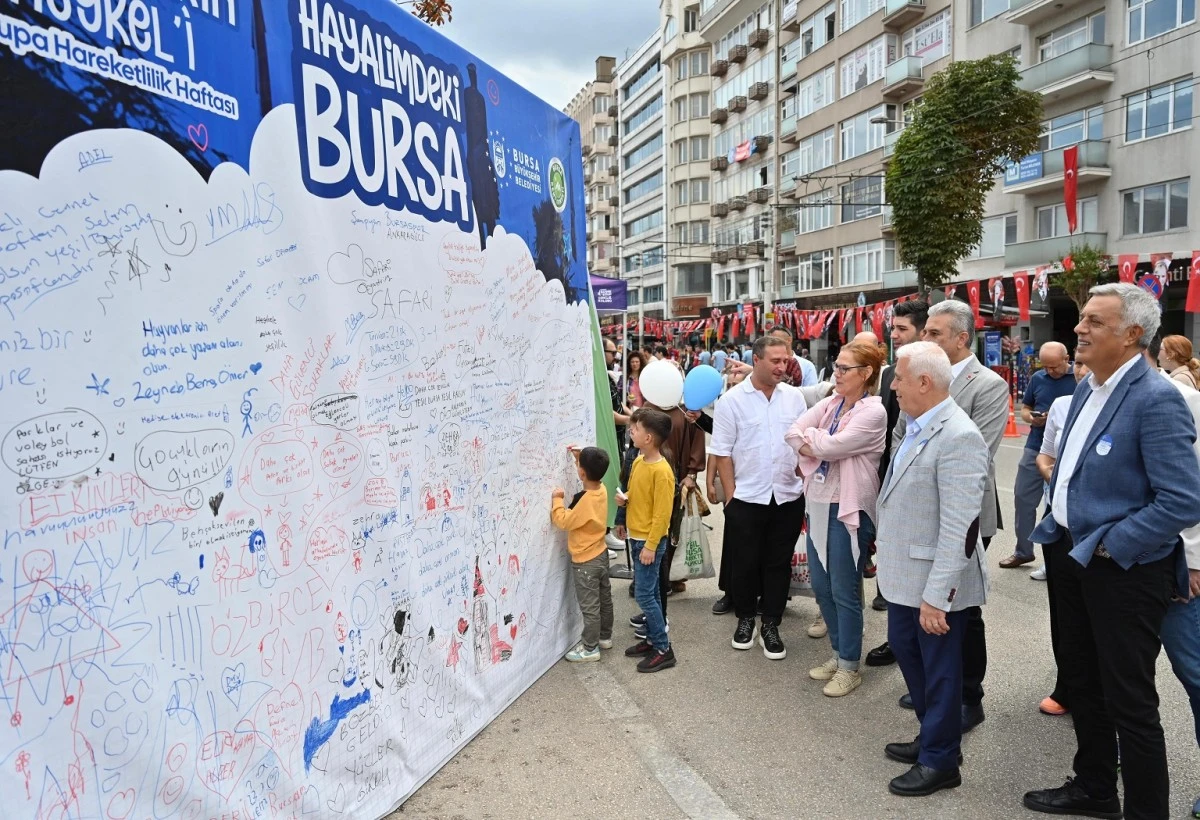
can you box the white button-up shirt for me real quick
[709,376,807,504]
[1051,354,1141,529]
[949,356,972,383]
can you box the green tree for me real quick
[886,55,1043,291]
[400,0,454,25]
[1056,242,1113,313]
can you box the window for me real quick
[1005,45,1022,68]
[840,176,884,222]
[677,264,711,294]
[624,133,663,169]
[797,250,835,291]
[798,65,836,118]
[690,136,710,160]
[1122,179,1189,235]
[690,221,710,244]
[625,170,664,204]
[841,0,885,33]
[593,124,612,143]
[1128,0,1195,43]
[690,51,709,76]
[1040,105,1104,150]
[968,214,1017,258]
[675,139,689,165]
[1126,77,1194,141]
[624,96,663,134]
[623,59,661,100]
[676,56,689,81]
[665,15,678,40]
[628,288,640,305]
[691,179,710,203]
[800,189,835,233]
[643,285,664,303]
[841,105,896,160]
[625,211,664,237]
[1037,13,1105,62]
[838,240,895,286]
[840,35,896,97]
[593,95,612,114]
[970,0,1009,26]
[684,7,699,32]
[690,93,709,119]
[801,3,837,54]
[1037,197,1099,237]
[674,181,690,206]
[903,9,952,64]
[798,127,837,174]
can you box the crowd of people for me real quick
[560,283,1199,818]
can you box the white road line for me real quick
[574,664,741,820]
[1000,443,1027,451]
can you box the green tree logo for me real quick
[548,158,567,212]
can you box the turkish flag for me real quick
[854,307,864,334]
[872,302,885,333]
[1013,271,1030,322]
[1064,145,1079,234]
[729,314,740,340]
[1188,252,1200,314]
[1118,254,1138,283]
[838,308,848,336]
[744,304,756,338]
[966,280,984,329]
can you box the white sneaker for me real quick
[807,614,827,639]
[598,638,614,650]
[605,531,625,549]
[823,669,862,697]
[1030,565,1047,581]
[565,643,601,662]
[809,656,838,681]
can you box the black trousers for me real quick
[724,495,805,624]
[1042,532,1070,707]
[961,535,991,707]
[1053,532,1173,819]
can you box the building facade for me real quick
[565,57,619,278]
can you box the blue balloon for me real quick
[683,365,724,411]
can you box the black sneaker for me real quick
[712,595,732,615]
[732,617,756,650]
[636,647,676,673]
[633,619,668,641]
[624,640,654,657]
[629,613,646,629]
[760,622,786,660]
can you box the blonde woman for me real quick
[1159,334,1200,389]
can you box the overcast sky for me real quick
[436,0,662,110]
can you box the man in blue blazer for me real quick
[1025,283,1200,820]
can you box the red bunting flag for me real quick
[744,304,756,338]
[1063,145,1079,234]
[1013,271,1030,322]
[1118,254,1139,283]
[1062,254,1074,272]
[729,314,740,340]
[1188,251,1200,314]
[944,284,957,300]
[965,280,983,329]
[872,303,885,334]
[854,307,864,334]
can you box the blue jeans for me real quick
[1161,594,1200,749]
[631,538,669,651]
[807,503,875,671]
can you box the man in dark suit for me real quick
[867,300,927,653]
[1024,283,1200,820]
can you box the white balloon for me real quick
[639,359,684,409]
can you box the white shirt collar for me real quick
[949,354,973,381]
[907,396,955,437]
[1087,353,1140,396]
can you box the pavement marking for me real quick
[574,663,742,820]
[1000,443,1027,451]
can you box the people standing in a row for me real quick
[1026,283,1200,820]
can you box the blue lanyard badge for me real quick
[812,398,850,483]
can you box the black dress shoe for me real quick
[962,703,985,733]
[712,595,732,615]
[866,641,895,666]
[899,693,914,710]
[1023,779,1122,819]
[888,763,961,797]
[884,737,963,767]
[872,591,888,611]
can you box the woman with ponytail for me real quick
[1159,335,1200,389]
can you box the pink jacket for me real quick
[785,394,887,532]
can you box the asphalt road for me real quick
[393,438,1200,820]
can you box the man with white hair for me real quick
[1024,283,1200,820]
[1004,341,1075,571]
[876,342,989,797]
[902,298,1009,733]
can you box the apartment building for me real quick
[700,0,780,322]
[564,57,619,278]
[616,32,668,321]
[664,0,717,320]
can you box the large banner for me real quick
[0,1,594,817]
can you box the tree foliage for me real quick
[1056,242,1113,313]
[401,0,454,25]
[887,55,1043,290]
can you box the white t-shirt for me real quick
[709,377,807,504]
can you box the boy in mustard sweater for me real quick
[615,408,677,673]
[551,446,613,662]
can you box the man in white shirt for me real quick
[710,336,807,661]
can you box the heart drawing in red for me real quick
[187,123,209,152]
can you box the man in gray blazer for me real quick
[876,342,990,797]
[891,298,1008,731]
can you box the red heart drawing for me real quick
[509,624,517,639]
[457,617,468,634]
[107,788,135,819]
[187,123,209,152]
[196,724,257,799]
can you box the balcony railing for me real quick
[882,129,902,159]
[882,55,925,99]
[882,0,925,29]
[1019,44,1114,98]
[1008,0,1081,26]
[1004,231,1107,268]
[1003,140,1111,194]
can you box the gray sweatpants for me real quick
[1013,448,1045,560]
[573,551,614,649]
